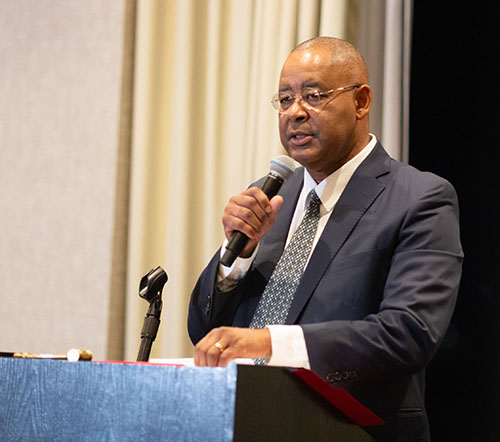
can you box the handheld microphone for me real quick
[220,155,295,267]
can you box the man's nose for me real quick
[284,97,309,120]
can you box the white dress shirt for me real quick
[217,135,378,368]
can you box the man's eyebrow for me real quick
[278,81,326,93]
[303,81,325,89]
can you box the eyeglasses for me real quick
[270,84,361,113]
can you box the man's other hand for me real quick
[194,327,271,367]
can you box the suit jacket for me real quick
[188,142,463,441]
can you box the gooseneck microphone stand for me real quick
[136,266,168,362]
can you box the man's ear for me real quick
[355,84,372,119]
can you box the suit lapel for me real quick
[285,143,391,324]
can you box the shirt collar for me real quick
[301,134,378,213]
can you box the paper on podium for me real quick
[149,358,255,366]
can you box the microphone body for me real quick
[220,156,295,267]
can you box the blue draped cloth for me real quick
[0,358,237,442]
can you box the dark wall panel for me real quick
[410,2,500,441]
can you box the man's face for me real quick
[278,47,363,181]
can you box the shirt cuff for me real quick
[266,325,311,369]
[216,239,259,292]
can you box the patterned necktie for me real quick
[250,189,321,331]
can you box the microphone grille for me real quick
[270,155,295,181]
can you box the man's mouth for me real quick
[289,132,313,146]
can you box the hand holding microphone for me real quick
[220,156,295,267]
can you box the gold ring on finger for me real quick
[214,342,225,354]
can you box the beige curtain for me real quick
[124,0,351,360]
[124,0,411,361]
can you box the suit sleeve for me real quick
[302,174,463,383]
[187,174,276,344]
[187,249,248,344]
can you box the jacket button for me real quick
[326,371,343,383]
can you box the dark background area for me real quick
[410,2,500,440]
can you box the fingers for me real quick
[222,188,283,248]
[223,188,270,238]
[193,327,272,368]
[193,328,221,367]
[269,195,283,224]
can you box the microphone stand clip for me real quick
[136,266,168,362]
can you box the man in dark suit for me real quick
[188,37,463,440]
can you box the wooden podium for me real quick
[0,358,380,441]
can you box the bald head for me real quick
[291,37,368,85]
